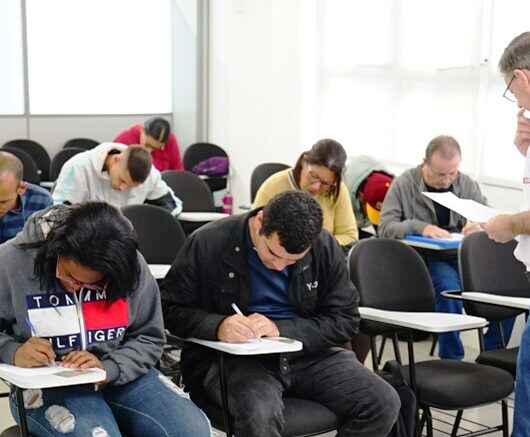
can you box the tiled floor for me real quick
[0,333,514,436]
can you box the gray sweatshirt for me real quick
[379,166,487,239]
[0,207,165,385]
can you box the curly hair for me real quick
[19,202,140,300]
[260,191,323,254]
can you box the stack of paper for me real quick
[422,192,500,223]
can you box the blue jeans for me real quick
[426,258,515,359]
[513,315,530,436]
[10,368,212,437]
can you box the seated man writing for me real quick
[161,190,400,437]
[52,143,182,214]
[379,135,510,359]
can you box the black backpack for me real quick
[380,360,417,437]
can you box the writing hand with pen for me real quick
[217,303,280,343]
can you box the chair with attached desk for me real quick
[349,238,514,437]
[458,232,530,376]
[250,162,290,204]
[183,142,229,194]
[183,338,338,437]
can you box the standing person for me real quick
[161,191,400,437]
[483,31,530,437]
[52,143,182,214]
[0,151,52,244]
[114,117,183,172]
[253,139,359,250]
[379,135,504,360]
[0,202,210,437]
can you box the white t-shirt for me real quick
[514,147,530,270]
[52,143,181,213]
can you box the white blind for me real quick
[26,0,172,115]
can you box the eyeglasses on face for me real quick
[503,74,516,103]
[55,257,107,293]
[306,165,337,189]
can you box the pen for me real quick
[25,317,37,337]
[231,303,262,341]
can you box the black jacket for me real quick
[160,209,359,393]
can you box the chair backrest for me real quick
[250,162,290,203]
[459,231,529,320]
[350,238,435,311]
[121,204,186,264]
[63,137,99,150]
[50,147,85,181]
[2,139,51,181]
[162,170,215,212]
[183,142,228,171]
[2,147,41,185]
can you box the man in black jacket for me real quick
[161,191,400,437]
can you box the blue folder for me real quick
[402,234,461,250]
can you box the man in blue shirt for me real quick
[0,151,52,244]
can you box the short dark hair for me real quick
[0,151,23,182]
[261,191,323,254]
[425,135,461,163]
[292,138,347,201]
[125,146,152,183]
[499,32,530,75]
[20,203,140,300]
[144,117,171,144]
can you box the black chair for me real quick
[2,147,40,185]
[196,396,337,437]
[162,170,215,212]
[2,140,51,182]
[63,138,99,150]
[49,147,85,181]
[350,238,513,437]
[250,162,290,203]
[459,232,530,376]
[121,204,186,265]
[183,142,229,192]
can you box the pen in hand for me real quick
[231,303,262,341]
[25,317,56,366]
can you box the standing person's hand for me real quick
[14,337,56,367]
[515,108,530,156]
[422,225,451,238]
[483,214,516,243]
[462,221,483,236]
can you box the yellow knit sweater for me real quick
[253,169,358,246]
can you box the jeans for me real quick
[10,368,212,437]
[426,258,515,359]
[202,348,401,437]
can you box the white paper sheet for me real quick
[422,192,500,223]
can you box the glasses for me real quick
[56,258,107,293]
[306,165,337,190]
[503,75,516,103]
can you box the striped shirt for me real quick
[0,183,53,244]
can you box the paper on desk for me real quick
[422,192,500,223]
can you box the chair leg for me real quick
[392,333,402,365]
[425,407,434,437]
[429,335,437,356]
[417,408,427,437]
[370,336,379,373]
[378,335,387,365]
[502,399,509,437]
[450,410,463,437]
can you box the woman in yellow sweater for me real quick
[253,139,358,248]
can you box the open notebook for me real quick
[403,233,463,249]
[0,364,106,389]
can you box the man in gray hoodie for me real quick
[379,135,512,360]
[0,202,210,437]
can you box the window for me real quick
[309,0,530,184]
[0,0,24,115]
[26,0,172,114]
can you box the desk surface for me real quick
[149,264,171,279]
[178,211,229,222]
[443,291,530,310]
[188,337,302,355]
[359,307,488,333]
